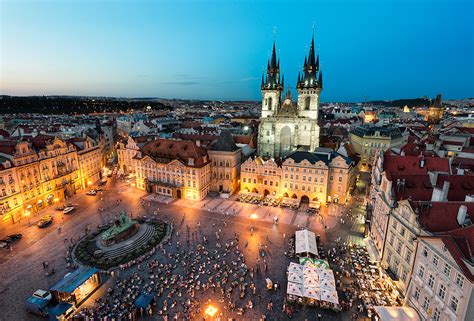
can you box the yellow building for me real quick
[0,135,104,225]
[241,149,355,206]
[133,138,211,201]
[350,125,405,170]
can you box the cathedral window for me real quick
[268,97,273,110]
[305,97,311,110]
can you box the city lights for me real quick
[204,305,218,317]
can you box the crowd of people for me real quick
[73,220,282,321]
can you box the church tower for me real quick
[261,41,284,118]
[296,33,322,120]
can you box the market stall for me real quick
[295,229,318,257]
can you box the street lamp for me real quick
[250,213,257,235]
[25,210,31,226]
[204,305,218,318]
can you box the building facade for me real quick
[241,149,355,206]
[133,138,211,201]
[208,130,242,196]
[350,125,405,170]
[407,228,473,321]
[257,35,322,159]
[0,135,104,225]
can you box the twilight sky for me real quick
[1,0,473,101]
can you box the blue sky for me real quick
[1,0,473,101]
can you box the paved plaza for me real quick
[0,174,371,321]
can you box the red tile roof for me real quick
[413,201,474,233]
[139,138,209,168]
[382,154,450,175]
[435,174,474,201]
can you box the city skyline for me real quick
[1,0,473,101]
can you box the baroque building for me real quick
[258,35,322,159]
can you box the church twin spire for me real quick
[262,31,322,92]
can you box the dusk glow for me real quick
[1,0,472,101]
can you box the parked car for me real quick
[37,216,53,228]
[33,289,52,301]
[86,189,97,196]
[63,206,75,214]
[1,234,22,243]
[55,205,65,211]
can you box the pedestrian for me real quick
[318,313,322,321]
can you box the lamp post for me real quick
[25,210,31,226]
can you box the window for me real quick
[455,273,464,288]
[386,253,392,265]
[432,308,440,321]
[443,263,451,277]
[449,296,458,313]
[428,274,434,289]
[422,297,430,311]
[401,270,407,282]
[413,287,420,301]
[389,234,395,246]
[243,178,246,183]
[432,254,439,266]
[405,250,412,262]
[304,96,310,110]
[400,227,405,237]
[397,242,402,253]
[338,176,342,182]
[438,284,446,300]
[418,265,425,279]
[422,246,429,257]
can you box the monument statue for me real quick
[101,211,138,245]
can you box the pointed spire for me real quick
[318,71,323,89]
[308,33,316,67]
[270,40,277,68]
[315,54,319,71]
[281,74,284,87]
[261,72,265,87]
[297,71,301,83]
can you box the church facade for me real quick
[257,34,323,159]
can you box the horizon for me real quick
[1,0,473,101]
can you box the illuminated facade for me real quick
[133,138,211,201]
[241,150,355,206]
[0,135,105,224]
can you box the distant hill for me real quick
[367,97,431,108]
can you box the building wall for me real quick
[258,117,320,159]
[350,132,404,168]
[406,238,473,321]
[208,148,241,195]
[381,200,420,297]
[240,154,354,205]
[0,137,102,226]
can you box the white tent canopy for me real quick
[321,289,339,305]
[295,229,318,256]
[373,306,421,321]
[287,282,304,297]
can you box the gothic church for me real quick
[257,34,323,159]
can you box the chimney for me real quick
[401,150,405,156]
[442,181,450,201]
[457,205,467,225]
[431,181,450,202]
[456,168,465,175]
[465,195,474,202]
[419,157,425,168]
[428,172,438,186]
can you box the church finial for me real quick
[318,71,323,89]
[281,73,284,87]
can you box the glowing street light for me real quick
[250,213,258,220]
[205,305,218,318]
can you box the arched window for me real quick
[305,97,311,110]
[268,97,273,110]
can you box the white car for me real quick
[63,206,75,214]
[86,190,97,196]
[33,290,52,301]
